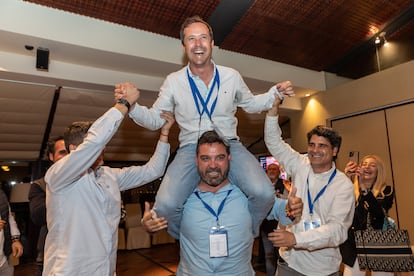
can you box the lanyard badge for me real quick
[303,218,322,231]
[195,189,232,258]
[209,226,228,257]
[303,169,336,231]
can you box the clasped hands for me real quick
[275,81,295,101]
[114,82,140,107]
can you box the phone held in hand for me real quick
[349,151,359,164]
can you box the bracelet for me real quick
[11,236,20,243]
[160,132,169,137]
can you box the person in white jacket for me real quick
[264,97,355,276]
[43,89,175,276]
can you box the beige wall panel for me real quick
[331,111,391,179]
[385,103,414,240]
[331,111,397,221]
[290,60,414,153]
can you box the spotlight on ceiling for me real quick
[375,31,388,46]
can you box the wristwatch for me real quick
[117,98,131,110]
[11,236,20,243]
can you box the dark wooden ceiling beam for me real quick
[327,2,414,77]
[207,0,255,46]
[38,86,61,161]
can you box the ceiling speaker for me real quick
[36,47,49,70]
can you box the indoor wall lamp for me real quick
[374,31,387,46]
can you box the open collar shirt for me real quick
[0,206,20,268]
[44,108,170,276]
[129,62,276,146]
[265,115,355,276]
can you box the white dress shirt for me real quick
[44,108,170,276]
[265,115,355,275]
[129,63,276,146]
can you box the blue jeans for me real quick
[153,140,275,238]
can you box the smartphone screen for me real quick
[349,151,359,164]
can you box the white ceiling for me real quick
[0,0,351,163]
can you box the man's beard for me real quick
[199,167,229,187]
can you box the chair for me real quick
[118,227,126,250]
[151,229,176,245]
[124,203,151,249]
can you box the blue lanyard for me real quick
[194,189,232,226]
[187,67,220,120]
[307,169,336,215]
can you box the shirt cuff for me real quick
[269,198,293,226]
[128,103,139,119]
[269,85,284,101]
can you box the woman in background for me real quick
[340,155,394,276]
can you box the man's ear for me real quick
[333,147,339,157]
[48,152,54,163]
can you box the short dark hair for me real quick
[196,130,230,155]
[180,15,214,45]
[46,135,64,159]
[307,125,342,160]
[64,121,93,152]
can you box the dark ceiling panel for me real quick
[207,0,255,45]
[24,0,220,39]
[24,0,414,79]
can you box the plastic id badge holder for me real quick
[303,218,321,231]
[209,226,228,258]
